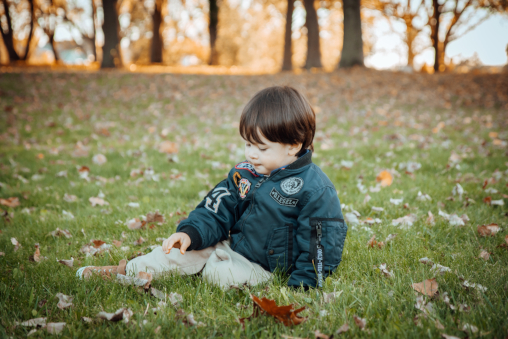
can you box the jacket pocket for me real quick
[266,224,293,273]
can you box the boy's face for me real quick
[243,130,301,175]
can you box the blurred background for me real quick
[0,0,507,73]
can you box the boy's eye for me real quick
[259,148,267,152]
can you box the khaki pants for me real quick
[126,240,272,289]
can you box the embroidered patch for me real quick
[238,178,251,199]
[233,172,242,187]
[269,188,299,207]
[280,177,304,195]
[205,187,231,213]
[235,161,260,177]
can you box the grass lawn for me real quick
[0,69,507,338]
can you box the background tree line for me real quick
[0,0,506,72]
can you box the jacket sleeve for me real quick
[288,186,347,289]
[176,169,239,250]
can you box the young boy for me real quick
[77,86,347,290]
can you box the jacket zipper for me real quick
[315,221,324,288]
[232,171,281,250]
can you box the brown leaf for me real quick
[479,250,490,261]
[314,330,330,339]
[353,315,366,329]
[57,258,74,268]
[0,197,20,208]
[92,240,106,248]
[112,240,122,247]
[336,323,349,334]
[483,196,491,204]
[158,141,179,154]
[126,218,145,230]
[55,293,73,309]
[33,243,44,262]
[133,237,145,246]
[240,294,306,327]
[367,235,384,249]
[477,223,500,237]
[137,271,153,289]
[97,308,133,323]
[376,170,393,187]
[89,197,109,207]
[412,278,438,297]
[146,210,165,224]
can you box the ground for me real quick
[0,68,507,338]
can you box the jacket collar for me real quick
[285,149,313,170]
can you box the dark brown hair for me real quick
[239,86,315,157]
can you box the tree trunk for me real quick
[431,0,440,72]
[303,0,322,69]
[208,0,218,65]
[406,23,416,68]
[101,0,120,68]
[49,33,59,61]
[0,0,20,62]
[281,0,294,71]
[339,0,364,68]
[150,0,163,63]
[91,0,97,62]
[22,0,35,60]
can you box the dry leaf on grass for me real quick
[412,278,438,297]
[55,293,73,309]
[133,237,145,246]
[0,197,20,207]
[376,170,393,187]
[477,223,500,236]
[367,235,384,249]
[17,317,47,327]
[92,154,107,165]
[126,218,145,230]
[11,237,21,251]
[336,323,350,334]
[97,308,133,323]
[479,250,490,261]
[45,322,66,334]
[146,210,165,224]
[323,290,342,304]
[112,240,122,247]
[32,243,47,262]
[57,257,74,268]
[158,141,179,154]
[353,315,367,330]
[375,263,394,278]
[89,197,109,207]
[49,228,72,238]
[239,294,306,326]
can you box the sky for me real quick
[365,13,508,69]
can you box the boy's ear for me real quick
[288,143,303,156]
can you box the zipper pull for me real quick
[316,221,322,244]
[255,177,267,188]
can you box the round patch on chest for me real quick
[280,177,304,195]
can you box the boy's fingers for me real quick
[180,237,191,255]
[164,238,176,254]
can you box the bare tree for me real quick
[303,0,322,68]
[208,0,219,65]
[101,0,120,68]
[151,0,163,63]
[281,0,294,71]
[0,0,35,62]
[339,0,364,68]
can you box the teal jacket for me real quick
[177,150,347,288]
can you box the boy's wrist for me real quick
[177,225,202,251]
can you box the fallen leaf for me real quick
[89,197,109,207]
[81,317,93,323]
[239,294,306,326]
[385,234,397,242]
[137,271,153,289]
[92,240,106,248]
[441,334,461,339]
[146,210,165,224]
[126,218,145,230]
[97,308,133,323]
[49,228,72,238]
[430,263,452,275]
[92,154,107,165]
[491,199,504,206]
[0,197,20,207]
[376,170,393,187]
[55,293,73,309]
[483,196,492,204]
[133,236,145,246]
[323,290,343,304]
[11,237,21,251]
[32,243,46,262]
[314,330,330,339]
[336,323,349,334]
[412,278,438,297]
[419,257,434,266]
[158,140,179,154]
[392,214,417,228]
[57,257,74,268]
[462,280,487,292]
[459,323,478,333]
[112,240,122,247]
[17,317,47,327]
[479,250,490,261]
[477,223,500,236]
[367,235,384,249]
[353,315,366,329]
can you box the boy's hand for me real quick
[162,232,191,255]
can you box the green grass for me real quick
[0,70,507,338]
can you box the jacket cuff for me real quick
[178,225,203,251]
